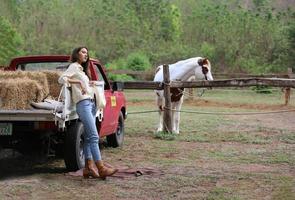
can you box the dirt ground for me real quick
[0,99,294,200]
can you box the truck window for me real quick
[17,62,70,71]
[93,64,104,82]
[93,64,110,90]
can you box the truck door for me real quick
[89,62,117,136]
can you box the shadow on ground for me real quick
[0,149,66,180]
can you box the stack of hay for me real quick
[42,70,62,98]
[0,71,62,110]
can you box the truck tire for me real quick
[107,112,124,147]
[64,121,85,171]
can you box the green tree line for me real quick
[0,0,294,75]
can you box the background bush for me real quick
[0,0,294,75]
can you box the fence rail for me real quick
[108,69,294,80]
[120,78,295,90]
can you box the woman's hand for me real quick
[89,81,96,87]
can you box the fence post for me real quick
[284,68,293,105]
[163,64,173,133]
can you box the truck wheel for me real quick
[107,112,124,147]
[64,121,85,171]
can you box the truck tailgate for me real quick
[0,110,55,121]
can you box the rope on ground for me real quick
[182,89,206,98]
[127,108,295,115]
[128,110,159,114]
[167,108,295,115]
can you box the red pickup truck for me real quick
[0,55,126,171]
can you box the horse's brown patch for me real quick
[198,58,209,67]
[203,58,209,66]
[170,87,184,102]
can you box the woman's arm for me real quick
[67,78,86,95]
[58,63,86,94]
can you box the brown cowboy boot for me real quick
[95,160,118,180]
[83,159,100,178]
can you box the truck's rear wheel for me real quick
[64,121,85,171]
[107,112,124,147]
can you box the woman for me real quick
[59,47,118,179]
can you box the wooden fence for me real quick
[108,68,294,80]
[121,78,295,89]
[112,67,294,104]
[115,65,295,133]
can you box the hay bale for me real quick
[26,71,49,98]
[0,78,44,109]
[0,71,49,99]
[0,70,63,109]
[41,70,62,99]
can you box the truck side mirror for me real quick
[112,81,124,91]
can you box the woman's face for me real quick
[77,48,88,64]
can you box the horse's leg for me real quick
[171,102,176,133]
[174,97,184,134]
[156,92,164,132]
[157,109,163,132]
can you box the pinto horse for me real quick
[153,57,213,134]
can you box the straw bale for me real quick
[41,70,62,99]
[0,78,44,109]
[23,71,49,98]
[0,71,30,79]
[0,70,63,109]
[0,71,49,99]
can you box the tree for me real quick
[287,22,295,69]
[0,16,23,65]
[0,0,20,24]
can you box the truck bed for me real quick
[0,109,55,121]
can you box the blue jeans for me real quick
[76,99,101,162]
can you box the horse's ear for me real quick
[198,58,204,66]
[198,58,209,67]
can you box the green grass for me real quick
[120,89,295,199]
[124,88,295,106]
[1,89,294,200]
[272,176,295,200]
[279,132,295,144]
[201,88,295,106]
[153,131,177,140]
[207,146,295,165]
[126,103,292,144]
[207,187,240,200]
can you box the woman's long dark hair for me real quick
[70,46,90,73]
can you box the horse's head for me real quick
[195,58,213,81]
